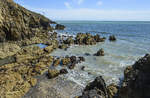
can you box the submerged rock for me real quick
[60,69,68,74]
[79,57,85,62]
[109,35,116,41]
[94,48,105,56]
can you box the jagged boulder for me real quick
[79,76,108,98]
[118,54,150,98]
[0,0,54,42]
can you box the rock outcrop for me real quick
[0,0,54,42]
[79,76,109,98]
[94,48,105,56]
[0,45,54,97]
[118,54,150,98]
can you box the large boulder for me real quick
[0,0,54,42]
[79,76,108,98]
[118,54,150,98]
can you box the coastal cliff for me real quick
[0,0,55,42]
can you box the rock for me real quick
[60,69,68,74]
[107,83,118,98]
[53,58,60,67]
[51,32,57,38]
[44,45,54,53]
[0,43,21,59]
[29,78,37,87]
[61,57,71,65]
[59,44,68,50]
[94,34,105,42]
[64,36,74,45]
[84,53,91,56]
[109,35,116,41]
[47,69,60,79]
[0,0,53,42]
[94,48,105,56]
[81,66,85,71]
[55,24,65,30]
[0,56,15,66]
[79,56,85,62]
[80,76,108,98]
[83,34,96,45]
[68,63,76,69]
[70,56,77,63]
[0,71,31,98]
[118,54,150,98]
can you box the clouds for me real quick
[97,1,103,6]
[73,0,84,5]
[27,7,150,21]
[64,2,72,9]
[14,0,150,21]
[64,0,84,9]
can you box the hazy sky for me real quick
[14,0,150,21]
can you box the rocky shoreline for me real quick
[0,0,149,98]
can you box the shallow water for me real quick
[51,21,150,86]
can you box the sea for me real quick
[50,21,150,87]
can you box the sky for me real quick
[14,0,150,21]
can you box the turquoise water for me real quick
[51,21,150,86]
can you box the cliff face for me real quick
[0,0,54,42]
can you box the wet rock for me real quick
[64,36,74,45]
[0,0,53,42]
[47,69,60,79]
[84,53,91,56]
[94,34,106,42]
[94,48,105,56]
[53,58,60,67]
[59,44,68,50]
[79,57,85,62]
[61,57,71,65]
[70,56,77,63]
[107,83,119,98]
[109,35,116,41]
[118,54,150,98]
[55,24,65,30]
[60,69,68,74]
[81,66,85,71]
[51,32,57,38]
[68,63,76,69]
[80,76,108,98]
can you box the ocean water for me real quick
[50,21,150,86]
